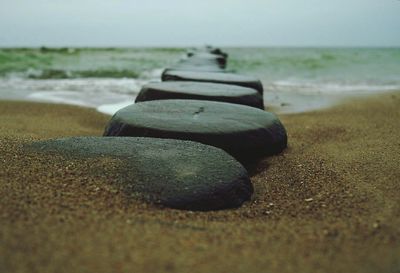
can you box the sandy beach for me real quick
[1,92,399,273]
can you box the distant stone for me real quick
[29,137,253,211]
[208,48,228,59]
[182,58,226,69]
[135,81,264,109]
[162,70,264,94]
[188,48,228,57]
[203,46,229,58]
[162,65,227,76]
[188,48,228,59]
[185,52,227,68]
[104,100,287,163]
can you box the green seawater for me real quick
[1,47,399,90]
[0,47,185,79]
[1,47,399,85]
[226,47,400,86]
[0,47,399,115]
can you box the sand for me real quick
[0,93,399,273]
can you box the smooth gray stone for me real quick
[104,100,287,163]
[176,59,225,70]
[135,81,264,109]
[187,52,226,60]
[185,52,226,68]
[182,58,225,69]
[162,70,264,95]
[28,137,253,211]
[176,61,223,70]
[162,65,227,76]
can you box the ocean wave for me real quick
[1,47,399,115]
[0,47,183,79]
[97,101,136,115]
[26,90,136,110]
[266,80,400,93]
[228,48,400,85]
[25,69,141,79]
[0,77,146,94]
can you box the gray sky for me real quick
[0,0,399,47]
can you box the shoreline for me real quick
[1,92,399,273]
[1,85,399,116]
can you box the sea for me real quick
[1,47,399,115]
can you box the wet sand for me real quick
[1,93,400,273]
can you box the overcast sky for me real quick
[0,0,399,47]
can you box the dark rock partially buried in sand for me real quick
[135,81,264,109]
[104,100,287,164]
[162,70,264,95]
[29,137,253,211]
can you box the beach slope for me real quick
[0,93,399,273]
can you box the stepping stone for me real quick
[135,81,264,109]
[176,59,225,70]
[182,58,226,69]
[208,48,228,59]
[162,70,264,95]
[188,51,227,60]
[28,137,253,211]
[162,65,226,75]
[104,100,287,164]
[185,52,226,68]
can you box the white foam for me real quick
[0,77,143,113]
[0,78,143,94]
[28,91,93,107]
[267,80,400,94]
[1,75,399,116]
[139,68,164,80]
[97,101,135,115]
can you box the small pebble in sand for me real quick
[373,222,380,229]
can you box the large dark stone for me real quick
[135,81,264,109]
[28,137,253,211]
[104,100,287,164]
[162,70,264,95]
